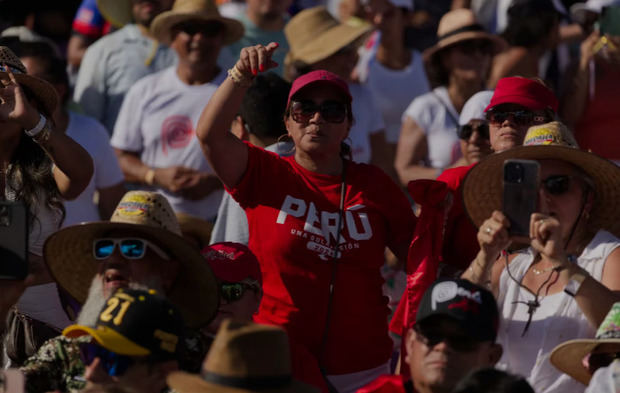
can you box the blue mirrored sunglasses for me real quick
[80,342,134,377]
[93,238,170,260]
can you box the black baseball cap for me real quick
[63,288,185,360]
[416,278,499,342]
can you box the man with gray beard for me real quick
[20,191,218,393]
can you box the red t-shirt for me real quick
[357,375,415,393]
[437,164,479,271]
[574,62,620,162]
[228,144,416,375]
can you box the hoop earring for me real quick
[277,134,295,155]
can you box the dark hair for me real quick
[452,368,535,393]
[240,72,291,140]
[4,45,65,227]
[11,41,68,103]
[426,49,451,88]
[502,0,560,47]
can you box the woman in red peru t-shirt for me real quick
[195,43,416,392]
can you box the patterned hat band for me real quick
[0,64,25,74]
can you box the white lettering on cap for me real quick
[431,281,458,310]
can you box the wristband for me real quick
[144,168,156,186]
[227,65,254,87]
[564,268,589,297]
[24,114,46,137]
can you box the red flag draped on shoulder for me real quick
[389,179,451,375]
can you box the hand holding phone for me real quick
[503,159,539,238]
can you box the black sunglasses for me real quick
[486,110,547,127]
[290,100,347,124]
[458,123,489,140]
[413,324,481,352]
[541,175,573,196]
[456,39,494,55]
[220,282,259,303]
[175,21,223,37]
[586,352,620,374]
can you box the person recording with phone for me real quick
[560,4,620,164]
[461,121,620,393]
[0,45,93,365]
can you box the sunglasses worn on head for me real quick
[80,342,135,377]
[290,100,347,124]
[93,238,170,261]
[586,352,620,375]
[486,110,547,127]
[413,324,481,352]
[458,123,489,140]
[220,282,259,303]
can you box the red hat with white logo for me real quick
[201,242,262,284]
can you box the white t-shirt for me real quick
[111,67,225,220]
[402,86,461,169]
[356,32,431,144]
[63,112,124,227]
[348,83,385,164]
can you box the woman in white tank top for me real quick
[460,122,620,393]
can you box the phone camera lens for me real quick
[505,163,524,183]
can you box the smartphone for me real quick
[599,6,620,36]
[0,201,28,280]
[503,159,539,238]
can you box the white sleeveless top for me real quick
[497,230,620,393]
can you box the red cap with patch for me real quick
[201,242,262,284]
[485,76,558,113]
[287,69,352,107]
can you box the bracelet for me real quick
[144,168,156,185]
[563,267,589,297]
[24,114,46,137]
[227,65,254,87]
[31,121,53,144]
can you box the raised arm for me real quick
[195,43,279,188]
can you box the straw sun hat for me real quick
[0,46,57,115]
[150,0,244,45]
[463,122,620,238]
[44,191,219,329]
[550,302,620,385]
[284,6,372,67]
[422,8,506,64]
[167,319,319,393]
[96,0,133,28]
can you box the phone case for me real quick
[503,159,540,238]
[0,201,28,280]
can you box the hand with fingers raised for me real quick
[228,43,280,87]
[0,64,40,130]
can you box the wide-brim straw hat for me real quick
[422,8,506,64]
[284,6,372,67]
[168,319,319,393]
[550,302,620,385]
[176,212,214,250]
[463,122,620,238]
[0,46,57,115]
[96,0,133,28]
[44,191,219,329]
[151,0,244,45]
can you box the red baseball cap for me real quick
[201,242,262,285]
[287,69,352,107]
[485,76,558,113]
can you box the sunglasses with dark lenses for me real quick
[486,110,547,126]
[175,21,223,37]
[290,100,347,124]
[220,282,259,303]
[586,352,620,374]
[456,39,494,55]
[414,324,481,352]
[80,342,135,377]
[458,123,489,140]
[541,175,572,196]
[93,238,170,261]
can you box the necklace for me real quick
[531,266,554,275]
